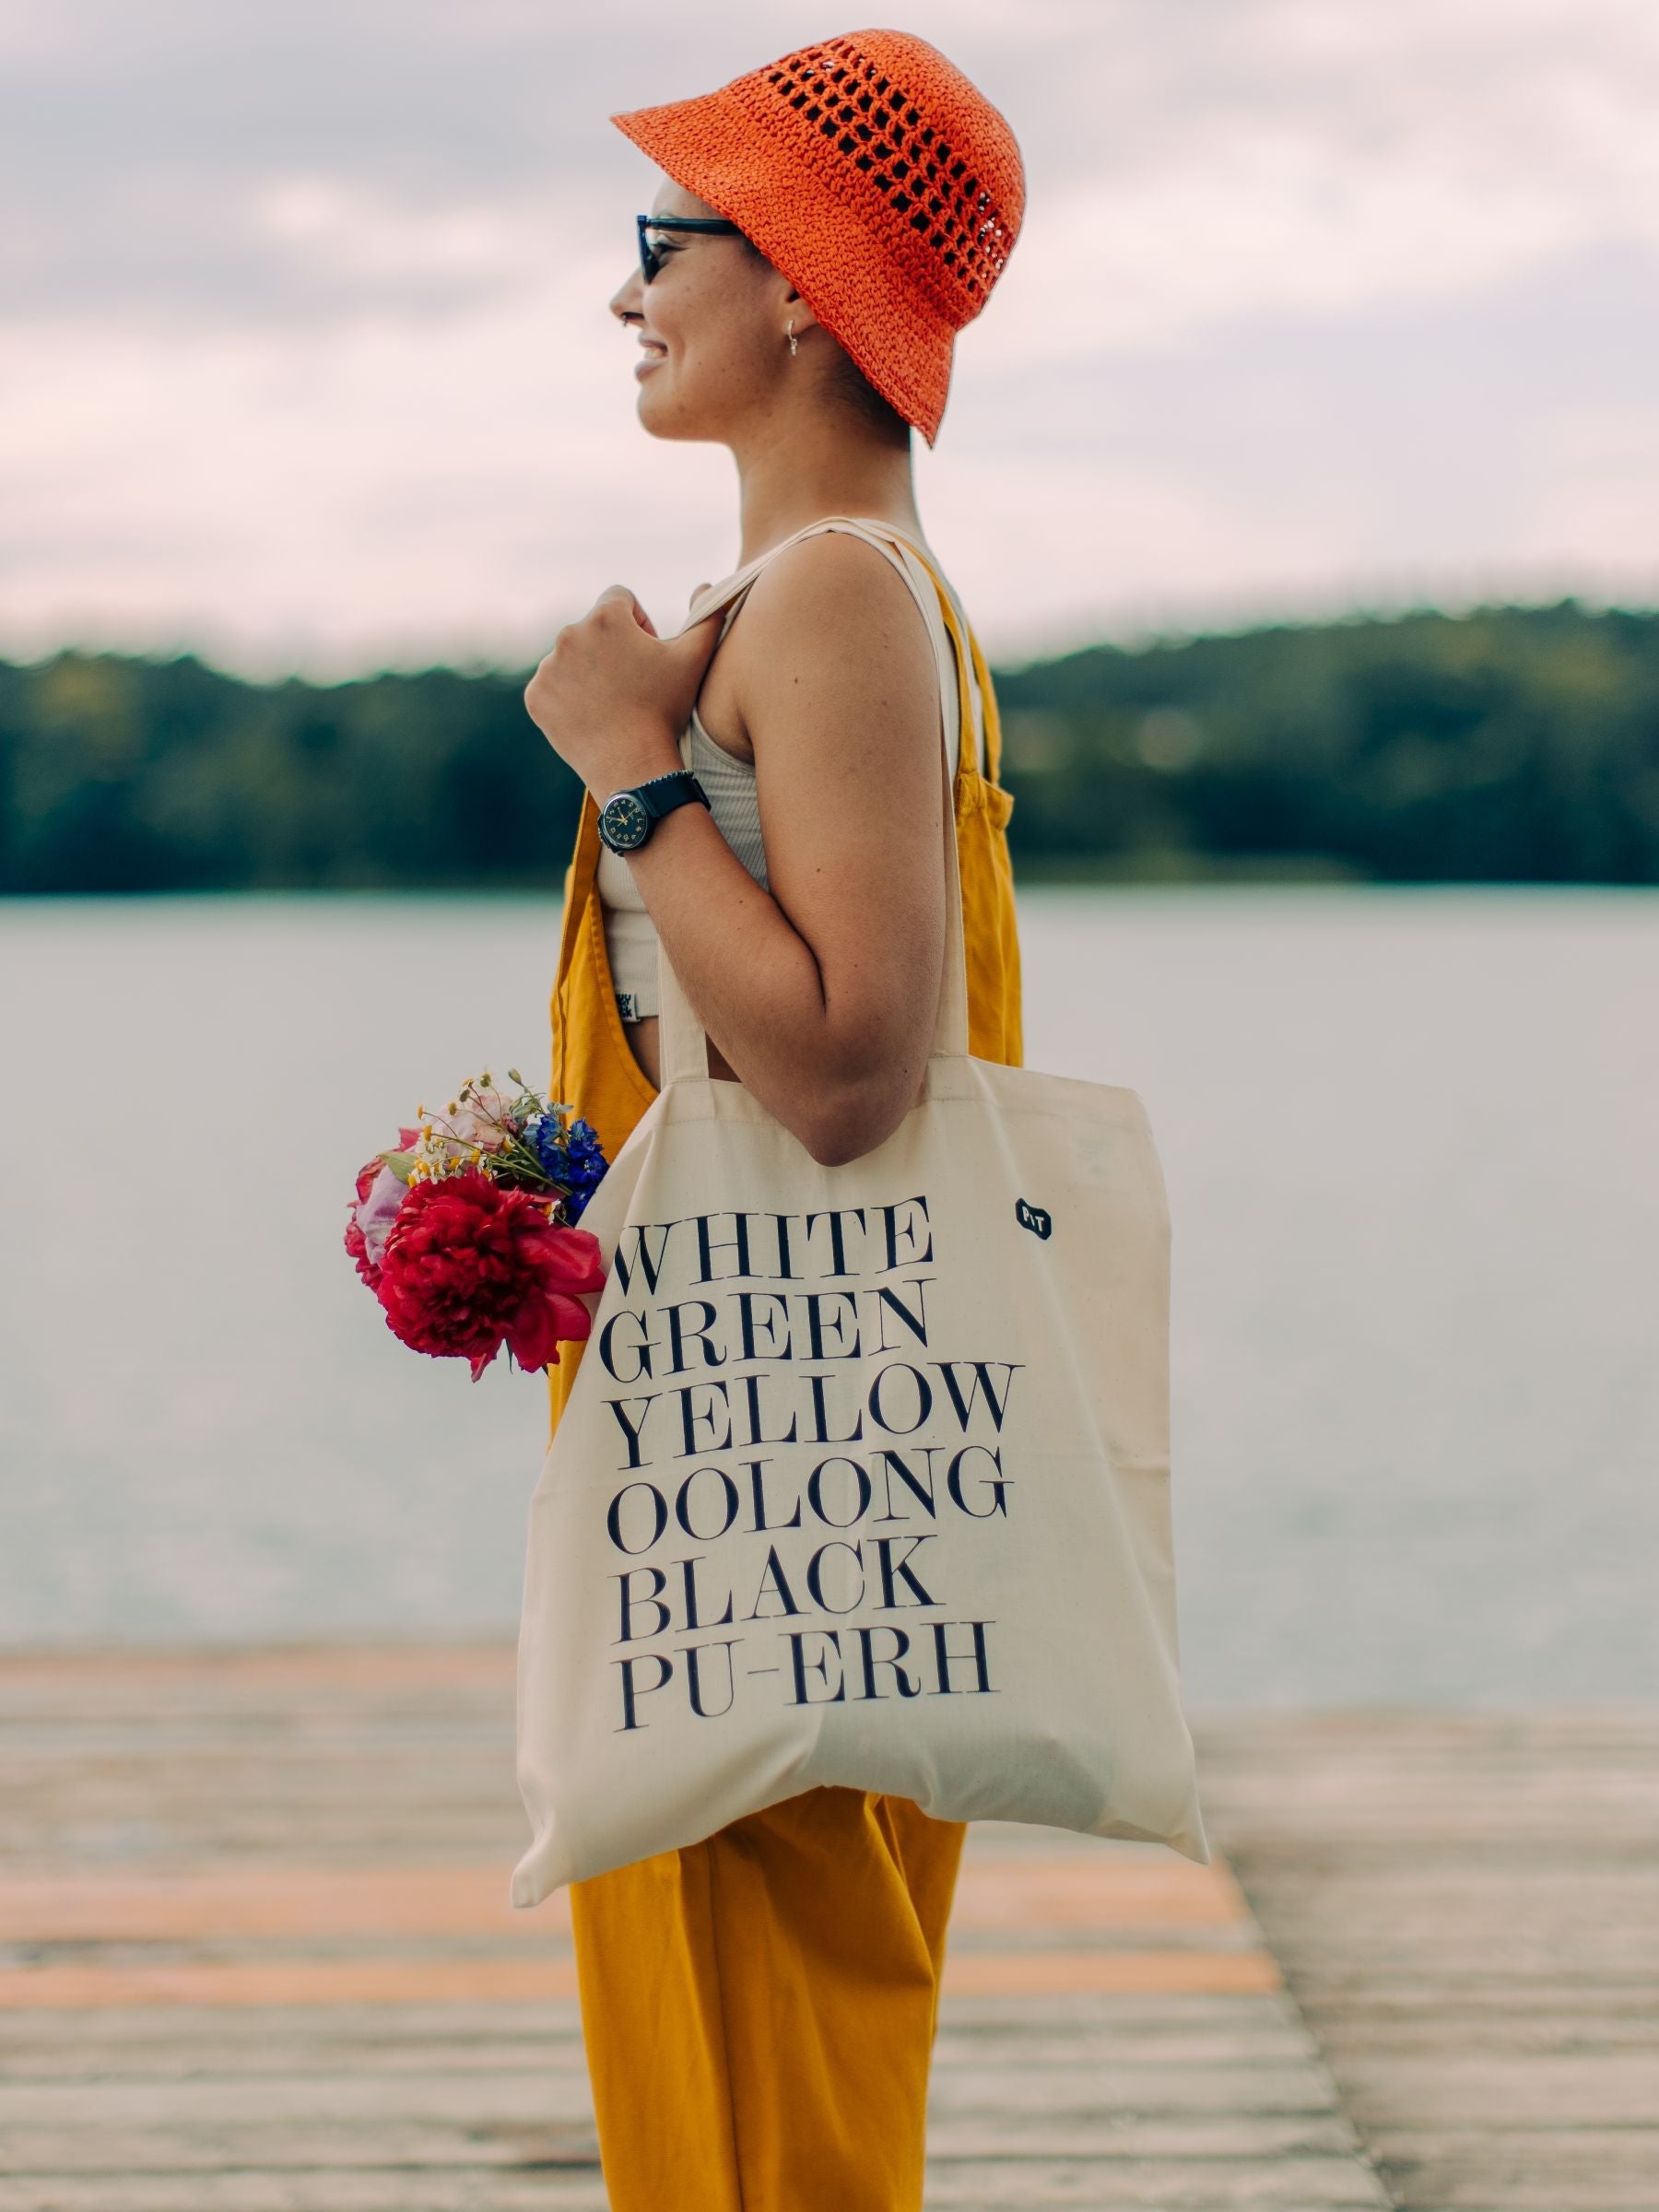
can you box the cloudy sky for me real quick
[4,0,1657,673]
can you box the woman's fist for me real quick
[524,587,723,799]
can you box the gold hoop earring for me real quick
[786,319,798,359]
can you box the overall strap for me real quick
[657,514,974,1089]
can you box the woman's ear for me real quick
[778,283,822,336]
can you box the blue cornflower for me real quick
[529,1112,608,1221]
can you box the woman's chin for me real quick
[634,382,700,442]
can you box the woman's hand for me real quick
[524,586,723,800]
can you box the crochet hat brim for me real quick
[612,90,956,446]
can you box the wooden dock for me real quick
[0,1646,1653,2210]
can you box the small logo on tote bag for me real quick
[1015,1197,1053,1239]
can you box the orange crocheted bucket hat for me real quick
[610,29,1024,445]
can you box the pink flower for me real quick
[346,1162,411,1284]
[344,1131,424,1285]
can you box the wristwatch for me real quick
[595,770,712,855]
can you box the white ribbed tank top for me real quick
[597,523,980,1022]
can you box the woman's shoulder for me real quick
[731,521,946,669]
[702,524,943,758]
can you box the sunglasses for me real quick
[636,212,744,283]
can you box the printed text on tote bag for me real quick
[594,1195,1024,1731]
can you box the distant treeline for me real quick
[3,601,1657,893]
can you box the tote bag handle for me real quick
[655,517,974,1090]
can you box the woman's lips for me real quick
[635,341,667,379]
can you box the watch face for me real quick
[600,792,651,853]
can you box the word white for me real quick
[611,1198,935,1295]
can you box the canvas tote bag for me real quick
[512,522,1208,1905]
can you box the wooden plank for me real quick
[0,1644,518,1695]
[0,1865,562,1940]
[0,1851,1247,1940]
[0,2165,1392,2212]
[0,2026,1327,2079]
[0,1958,587,2007]
[0,1989,1303,2048]
[924,2161,1392,2209]
[0,2059,1345,2130]
[0,2110,1371,2170]
[0,1946,1281,2008]
[944,1952,1280,1996]
[0,2185,609,2212]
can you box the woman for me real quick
[522,29,1025,2211]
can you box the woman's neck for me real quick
[730,411,924,569]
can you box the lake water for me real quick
[3,888,1654,1703]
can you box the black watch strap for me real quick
[637,770,711,823]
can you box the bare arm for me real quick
[628,536,947,1162]
[524,535,947,1166]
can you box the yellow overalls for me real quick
[542,546,1021,2212]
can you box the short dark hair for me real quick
[831,347,912,444]
[735,230,911,444]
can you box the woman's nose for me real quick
[609,268,644,322]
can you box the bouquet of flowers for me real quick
[345,1070,608,1381]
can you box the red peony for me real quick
[373,1169,605,1380]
